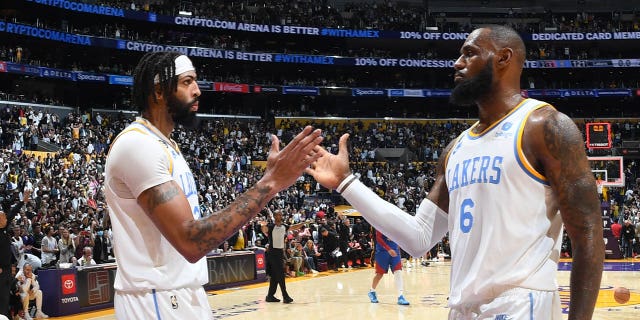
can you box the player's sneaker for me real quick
[368,291,379,303]
[397,295,410,305]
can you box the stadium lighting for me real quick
[178,10,192,16]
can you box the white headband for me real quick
[154,55,195,84]
[174,55,195,75]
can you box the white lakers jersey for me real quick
[105,118,207,292]
[445,99,563,307]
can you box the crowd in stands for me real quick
[2,101,640,249]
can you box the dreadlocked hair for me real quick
[132,51,182,113]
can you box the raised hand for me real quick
[23,188,32,204]
[260,126,324,193]
[305,133,352,190]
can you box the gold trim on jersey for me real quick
[443,134,462,173]
[108,121,175,175]
[515,102,555,184]
[108,127,148,155]
[468,98,529,137]
[134,118,181,153]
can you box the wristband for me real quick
[336,174,357,193]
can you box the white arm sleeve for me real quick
[340,178,448,257]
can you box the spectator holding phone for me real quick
[73,230,93,260]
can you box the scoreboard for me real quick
[586,122,612,149]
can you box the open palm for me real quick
[263,126,323,193]
[306,133,352,190]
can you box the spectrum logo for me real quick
[352,88,385,96]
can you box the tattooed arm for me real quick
[524,107,604,320]
[138,126,323,263]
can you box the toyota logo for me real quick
[64,279,74,289]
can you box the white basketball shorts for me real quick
[448,288,562,320]
[115,286,213,320]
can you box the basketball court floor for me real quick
[52,258,639,320]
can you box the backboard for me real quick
[588,156,624,187]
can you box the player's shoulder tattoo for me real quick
[145,182,181,212]
[540,109,584,161]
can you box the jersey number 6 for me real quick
[460,198,474,233]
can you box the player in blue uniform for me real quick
[368,228,409,305]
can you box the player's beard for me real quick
[167,94,199,129]
[449,61,494,106]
